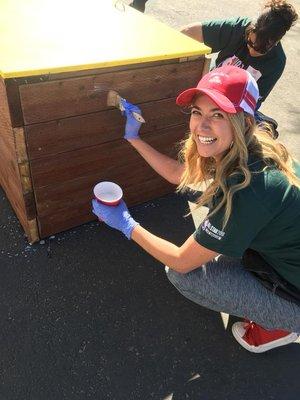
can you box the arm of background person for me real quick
[128,138,185,185]
[180,23,204,42]
[131,225,218,273]
[181,18,251,54]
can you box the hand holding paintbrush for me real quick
[107,90,145,123]
[107,90,145,140]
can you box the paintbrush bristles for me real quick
[106,90,146,123]
[107,90,121,108]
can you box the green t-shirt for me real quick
[202,17,286,108]
[194,158,300,289]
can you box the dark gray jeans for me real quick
[166,255,300,332]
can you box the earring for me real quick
[229,141,234,149]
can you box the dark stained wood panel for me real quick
[29,125,186,189]
[33,153,174,217]
[5,78,24,127]
[31,125,186,237]
[25,98,189,160]
[12,58,182,84]
[0,139,24,215]
[0,79,39,242]
[1,55,209,242]
[38,175,176,238]
[0,80,16,151]
[19,59,204,124]
[14,128,37,221]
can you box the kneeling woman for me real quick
[92,65,300,353]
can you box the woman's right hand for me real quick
[121,99,143,141]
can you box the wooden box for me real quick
[0,1,210,242]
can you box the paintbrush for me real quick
[107,90,145,123]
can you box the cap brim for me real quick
[176,88,239,114]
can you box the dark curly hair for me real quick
[246,0,298,53]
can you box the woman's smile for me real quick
[197,135,217,144]
[190,94,234,160]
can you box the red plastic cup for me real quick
[93,181,123,206]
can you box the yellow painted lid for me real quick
[0,0,211,78]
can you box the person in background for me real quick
[180,0,298,138]
[92,65,300,353]
[129,0,148,12]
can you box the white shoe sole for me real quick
[232,322,298,353]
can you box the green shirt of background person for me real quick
[180,0,298,110]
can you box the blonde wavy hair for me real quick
[177,112,300,228]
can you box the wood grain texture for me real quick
[30,125,185,190]
[25,97,189,160]
[19,59,204,124]
[11,58,182,84]
[0,79,39,242]
[37,174,176,238]
[4,58,185,128]
[1,57,208,241]
[5,78,24,127]
[14,127,37,220]
[32,125,186,237]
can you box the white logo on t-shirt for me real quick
[201,219,225,241]
[218,56,262,81]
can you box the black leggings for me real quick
[130,0,148,12]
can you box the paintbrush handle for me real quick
[119,96,145,123]
[132,111,145,124]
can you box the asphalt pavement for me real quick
[1,1,300,399]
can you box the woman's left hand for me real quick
[91,199,139,239]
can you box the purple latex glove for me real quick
[121,99,142,140]
[92,199,139,239]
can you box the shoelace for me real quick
[242,320,261,346]
[242,320,291,347]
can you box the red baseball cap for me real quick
[176,66,259,116]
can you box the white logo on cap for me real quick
[208,76,222,84]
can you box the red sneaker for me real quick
[232,321,298,353]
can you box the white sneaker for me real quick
[232,321,298,353]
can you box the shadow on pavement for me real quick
[0,188,299,400]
